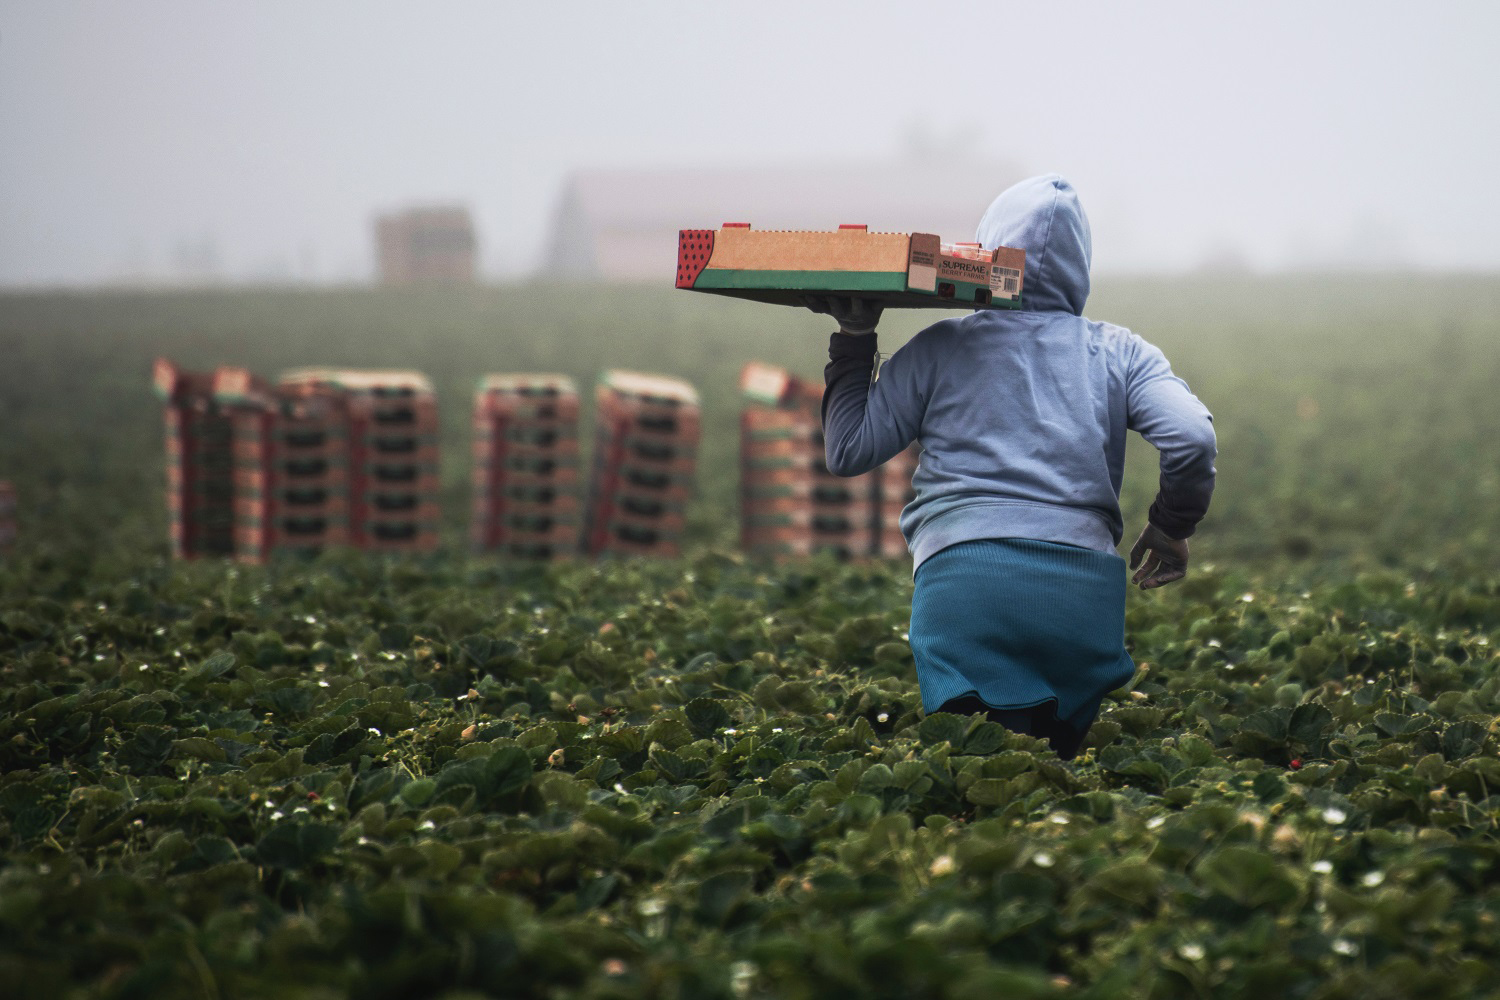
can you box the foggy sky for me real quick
[2,1,1497,286]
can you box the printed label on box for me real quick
[906,233,940,292]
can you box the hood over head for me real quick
[975,174,1091,315]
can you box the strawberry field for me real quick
[3,277,1500,998]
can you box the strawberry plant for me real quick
[1,277,1498,996]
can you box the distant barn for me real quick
[375,206,477,286]
[541,158,1025,283]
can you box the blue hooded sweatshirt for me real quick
[821,174,1217,567]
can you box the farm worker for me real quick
[809,174,1216,760]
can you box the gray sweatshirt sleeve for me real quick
[822,332,923,477]
[1126,337,1217,539]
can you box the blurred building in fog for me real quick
[375,206,477,285]
[541,157,1024,283]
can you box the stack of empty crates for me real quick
[739,361,919,560]
[470,374,581,558]
[154,359,238,559]
[585,370,700,558]
[0,481,15,552]
[740,362,876,559]
[154,359,440,561]
[281,370,441,554]
[231,369,351,561]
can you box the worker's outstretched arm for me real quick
[811,297,923,477]
[1125,337,1217,588]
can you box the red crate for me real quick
[231,434,348,466]
[234,462,351,495]
[480,465,584,493]
[599,406,703,442]
[478,396,582,424]
[485,539,579,560]
[475,418,581,445]
[741,407,819,437]
[584,509,687,557]
[351,433,439,459]
[744,496,877,522]
[347,394,439,431]
[236,515,351,548]
[596,371,700,411]
[606,505,687,534]
[471,520,581,555]
[600,431,699,465]
[739,361,810,407]
[595,529,681,559]
[471,437,581,466]
[743,505,876,531]
[477,373,577,403]
[472,462,579,498]
[742,436,824,462]
[586,467,695,505]
[740,465,834,496]
[353,495,440,521]
[475,478,580,505]
[741,450,830,473]
[358,528,440,553]
[595,445,699,479]
[472,491,583,520]
[472,516,580,545]
[233,489,352,520]
[744,479,875,503]
[743,523,875,549]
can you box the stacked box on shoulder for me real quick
[586,370,700,558]
[471,374,582,559]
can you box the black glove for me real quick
[804,295,883,336]
[1129,523,1189,590]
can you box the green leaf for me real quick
[119,725,175,773]
[684,698,732,738]
[171,737,226,763]
[1084,859,1163,910]
[255,822,339,869]
[649,746,689,782]
[577,873,619,910]
[918,713,966,746]
[643,717,694,750]
[196,650,237,679]
[1441,721,1487,761]
[965,779,1013,807]
[1288,703,1333,744]
[1239,709,1291,744]
[859,763,894,792]
[1196,846,1303,908]
[961,721,1008,756]
[1372,712,1431,738]
[696,870,754,926]
[398,779,437,808]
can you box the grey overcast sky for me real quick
[1,0,1497,286]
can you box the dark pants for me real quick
[936,694,1089,761]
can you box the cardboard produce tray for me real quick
[677,225,1026,309]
